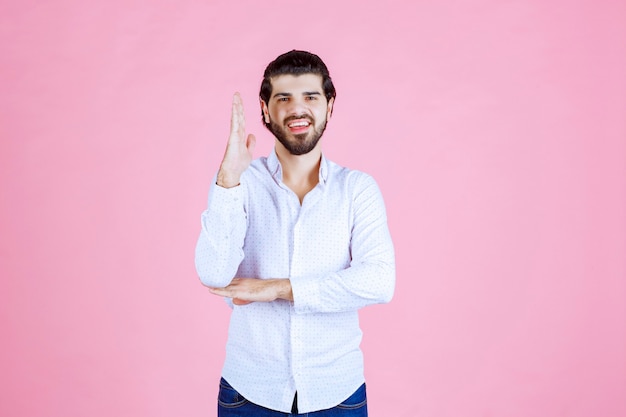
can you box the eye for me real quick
[278,97,289,102]
[305,95,318,101]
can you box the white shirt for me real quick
[195,150,395,413]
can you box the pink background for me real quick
[1,1,625,416]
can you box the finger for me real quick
[236,95,245,133]
[230,95,241,137]
[208,287,230,297]
[233,298,252,306]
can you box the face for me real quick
[261,73,334,156]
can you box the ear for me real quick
[326,97,335,120]
[260,99,270,124]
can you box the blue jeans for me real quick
[217,378,368,417]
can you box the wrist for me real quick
[216,168,241,188]
[275,279,293,301]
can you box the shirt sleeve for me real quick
[194,177,247,289]
[291,174,396,314]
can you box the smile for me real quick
[287,120,311,128]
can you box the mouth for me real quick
[286,118,312,134]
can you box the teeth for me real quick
[288,121,310,128]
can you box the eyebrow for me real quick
[272,91,322,99]
[273,93,292,98]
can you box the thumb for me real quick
[246,134,256,154]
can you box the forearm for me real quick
[292,249,395,314]
[195,180,247,288]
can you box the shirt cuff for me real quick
[208,182,244,212]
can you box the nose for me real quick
[286,97,308,116]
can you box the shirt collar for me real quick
[267,148,329,185]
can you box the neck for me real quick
[275,142,321,202]
[275,142,321,181]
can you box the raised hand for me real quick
[216,92,256,188]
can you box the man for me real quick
[195,50,395,416]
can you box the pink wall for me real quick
[1,1,625,416]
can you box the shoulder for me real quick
[325,159,388,218]
[326,158,380,193]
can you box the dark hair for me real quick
[259,50,336,127]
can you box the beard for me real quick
[268,115,328,156]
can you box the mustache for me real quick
[284,114,314,124]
